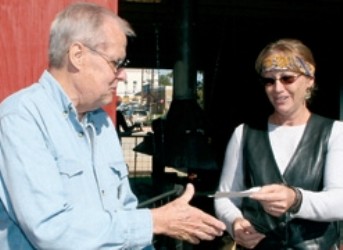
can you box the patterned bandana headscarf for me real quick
[261,54,315,77]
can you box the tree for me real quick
[159,74,172,86]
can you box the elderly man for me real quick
[0,2,225,250]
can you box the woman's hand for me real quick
[232,217,265,249]
[250,184,296,216]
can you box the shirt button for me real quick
[78,132,84,137]
[101,190,105,196]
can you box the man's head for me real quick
[48,2,135,114]
[49,2,135,69]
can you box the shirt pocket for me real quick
[58,159,83,177]
[101,161,129,211]
[57,159,84,204]
[109,161,129,180]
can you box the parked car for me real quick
[131,110,149,126]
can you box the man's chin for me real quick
[98,96,113,108]
[104,94,114,104]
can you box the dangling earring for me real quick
[305,87,312,100]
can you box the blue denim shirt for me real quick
[0,71,154,250]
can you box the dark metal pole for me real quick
[173,0,196,100]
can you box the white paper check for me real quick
[209,186,261,198]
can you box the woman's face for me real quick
[261,70,314,117]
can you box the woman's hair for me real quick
[48,2,135,68]
[255,38,318,103]
[255,38,316,77]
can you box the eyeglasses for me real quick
[84,45,129,73]
[259,74,301,86]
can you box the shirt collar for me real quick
[38,70,103,133]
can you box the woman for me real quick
[214,38,343,249]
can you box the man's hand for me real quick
[233,218,265,249]
[151,183,226,244]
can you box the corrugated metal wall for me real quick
[0,0,118,120]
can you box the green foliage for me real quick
[159,74,172,86]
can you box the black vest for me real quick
[241,114,339,249]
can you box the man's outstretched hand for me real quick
[152,183,226,244]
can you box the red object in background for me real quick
[0,0,118,122]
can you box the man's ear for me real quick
[67,42,84,70]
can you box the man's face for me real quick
[76,19,127,113]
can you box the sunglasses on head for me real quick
[259,74,301,86]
